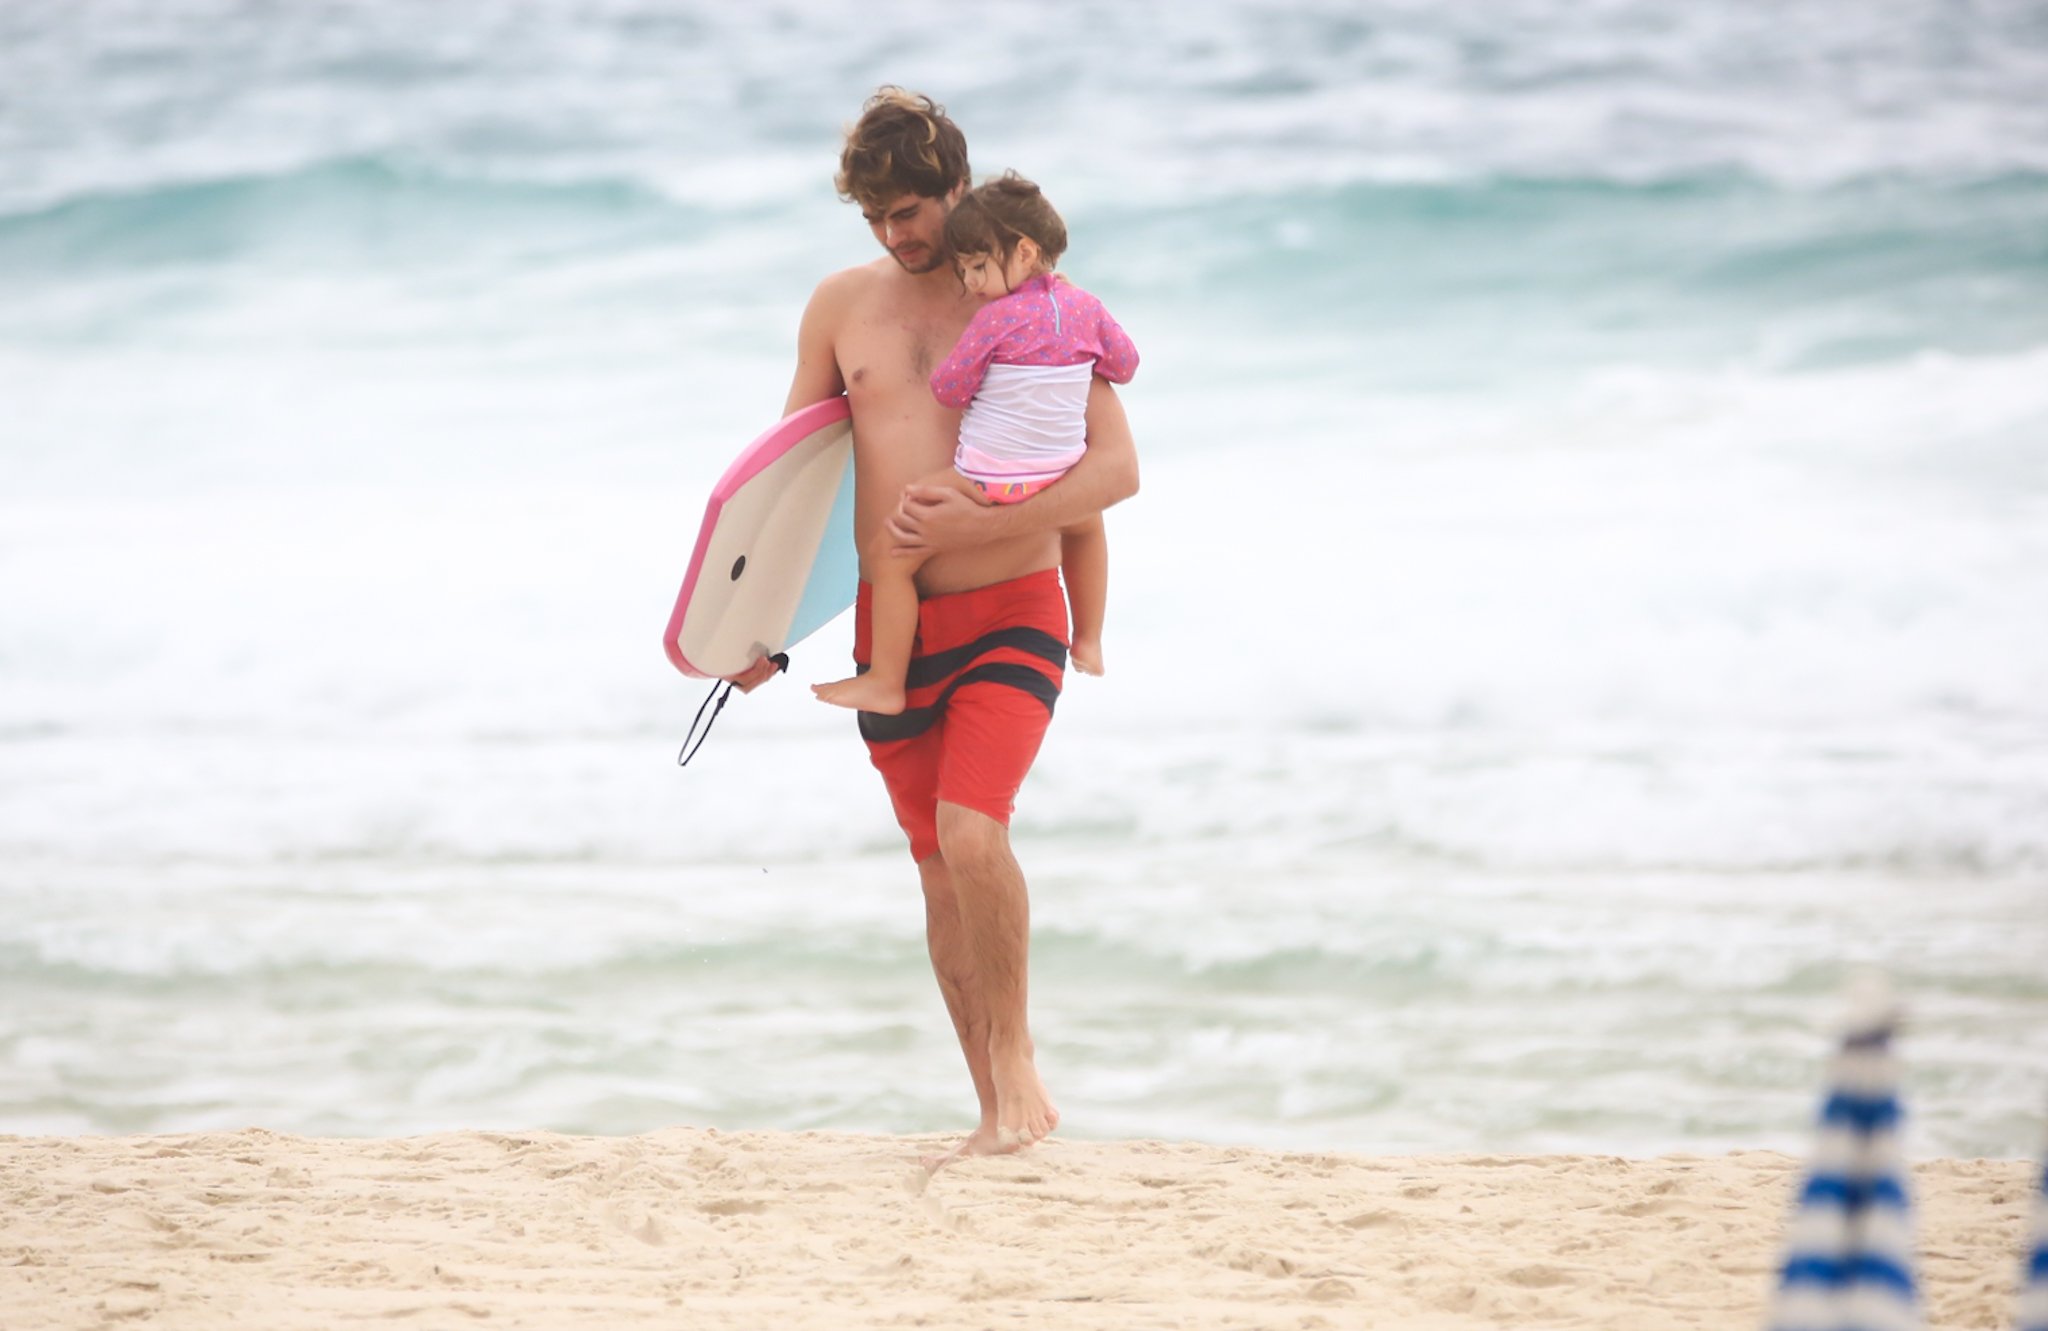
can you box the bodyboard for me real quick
[663,396,857,679]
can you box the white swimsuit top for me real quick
[953,361,1093,483]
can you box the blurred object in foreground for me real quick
[1768,973,1918,1331]
[2020,1126,2048,1331]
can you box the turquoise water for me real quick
[2,0,2045,1157]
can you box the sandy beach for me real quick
[0,1128,2031,1329]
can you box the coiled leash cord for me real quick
[677,652,789,767]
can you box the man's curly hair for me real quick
[837,87,971,211]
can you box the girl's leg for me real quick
[1060,514,1108,676]
[813,469,986,713]
[812,535,928,714]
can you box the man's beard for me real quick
[891,245,948,275]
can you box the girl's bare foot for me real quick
[1070,636,1104,676]
[812,675,906,714]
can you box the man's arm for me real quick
[728,277,850,692]
[888,376,1139,553]
[782,274,850,416]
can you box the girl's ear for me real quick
[1013,236,1043,271]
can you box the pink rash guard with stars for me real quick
[929,272,1139,487]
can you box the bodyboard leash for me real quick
[677,652,789,767]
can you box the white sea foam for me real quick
[2,0,2045,1152]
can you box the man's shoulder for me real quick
[810,258,894,306]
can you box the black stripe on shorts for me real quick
[858,660,1063,745]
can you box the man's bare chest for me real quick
[837,303,971,399]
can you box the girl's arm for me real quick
[1093,307,1140,386]
[929,305,1008,408]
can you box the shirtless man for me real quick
[727,88,1138,1158]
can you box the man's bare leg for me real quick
[933,800,1059,1151]
[916,851,1000,1168]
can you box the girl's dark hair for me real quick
[943,172,1068,269]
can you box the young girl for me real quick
[814,173,1138,715]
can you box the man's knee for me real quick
[917,852,957,911]
[934,802,1009,876]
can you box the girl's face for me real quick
[956,251,1004,299]
[957,238,1043,299]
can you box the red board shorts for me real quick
[854,568,1069,863]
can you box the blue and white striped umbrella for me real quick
[1767,985,1918,1331]
[2018,1140,2048,1331]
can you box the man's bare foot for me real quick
[811,674,906,714]
[920,1123,1006,1174]
[1070,636,1104,676]
[992,1050,1059,1149]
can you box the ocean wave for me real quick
[0,158,695,274]
[9,0,2048,223]
[1075,172,2048,374]
[7,160,2042,396]
[1,865,2040,1151]
[9,876,2042,999]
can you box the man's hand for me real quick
[887,483,997,556]
[883,383,1137,557]
[723,655,783,694]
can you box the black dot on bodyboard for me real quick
[730,555,746,581]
